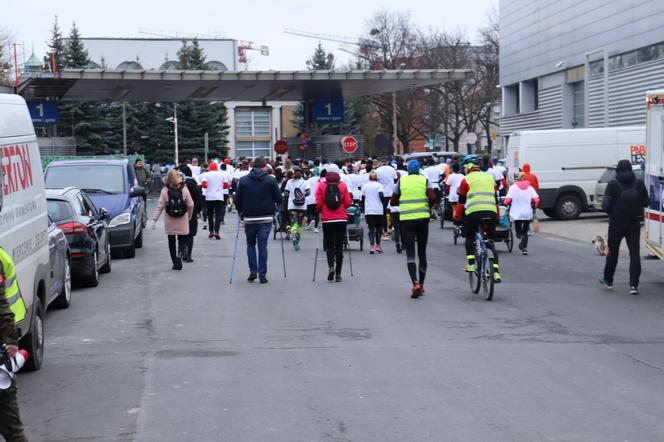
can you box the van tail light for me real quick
[59,222,88,235]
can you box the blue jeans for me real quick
[245,222,272,277]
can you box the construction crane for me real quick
[283,28,360,45]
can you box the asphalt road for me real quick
[17,204,664,441]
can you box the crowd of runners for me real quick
[149,153,542,298]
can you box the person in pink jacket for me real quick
[315,165,352,282]
[151,169,194,270]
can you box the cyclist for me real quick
[284,166,310,250]
[453,155,502,283]
[391,160,437,298]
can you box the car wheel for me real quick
[22,297,44,371]
[554,194,582,220]
[100,242,112,274]
[83,250,100,287]
[135,229,143,249]
[52,257,72,309]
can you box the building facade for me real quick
[500,0,664,143]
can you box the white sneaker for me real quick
[314,228,319,233]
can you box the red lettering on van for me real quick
[0,144,34,197]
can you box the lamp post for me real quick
[166,104,179,164]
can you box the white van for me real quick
[0,94,49,370]
[645,90,664,260]
[506,127,645,219]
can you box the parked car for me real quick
[46,188,112,287]
[593,164,645,211]
[0,94,50,370]
[47,217,71,308]
[403,152,457,164]
[44,159,146,258]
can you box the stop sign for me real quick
[341,136,358,154]
[274,139,288,155]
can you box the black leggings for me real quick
[400,219,429,285]
[207,200,224,233]
[464,211,499,267]
[307,204,320,228]
[514,220,530,249]
[323,221,346,274]
[603,220,641,287]
[168,235,185,260]
[182,216,198,258]
[391,212,401,245]
[365,214,383,245]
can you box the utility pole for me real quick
[392,91,398,156]
[166,104,179,164]
[204,132,209,163]
[122,102,127,156]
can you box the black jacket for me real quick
[602,170,648,222]
[235,168,282,218]
[184,177,203,215]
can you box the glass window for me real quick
[622,51,637,68]
[45,165,126,194]
[47,200,74,223]
[638,45,658,63]
[572,81,585,128]
[236,112,253,137]
[589,60,604,76]
[608,55,622,72]
[235,110,271,137]
[253,111,271,136]
[236,141,271,159]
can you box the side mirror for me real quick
[130,186,146,198]
[99,208,109,220]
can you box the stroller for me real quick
[494,205,514,252]
[344,205,364,251]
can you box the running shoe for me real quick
[376,245,384,253]
[464,263,476,273]
[327,268,335,282]
[494,272,502,283]
[599,279,614,289]
[522,249,528,255]
[629,286,639,296]
[292,233,300,251]
[335,274,343,282]
[411,284,423,298]
[370,245,376,254]
[314,228,319,233]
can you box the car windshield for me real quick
[46,165,125,194]
[47,200,74,223]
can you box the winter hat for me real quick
[407,160,420,174]
[616,159,632,173]
[209,162,219,171]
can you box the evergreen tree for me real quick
[176,40,191,69]
[188,39,207,69]
[43,15,65,73]
[306,43,335,70]
[63,22,89,68]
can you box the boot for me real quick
[172,257,183,270]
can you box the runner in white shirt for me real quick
[389,169,403,253]
[361,172,385,254]
[200,162,229,238]
[504,172,540,255]
[376,160,398,239]
[189,158,201,177]
[445,162,465,227]
[283,167,311,250]
[305,169,321,232]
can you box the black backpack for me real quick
[165,186,187,217]
[325,182,341,210]
[616,180,644,220]
[293,185,306,207]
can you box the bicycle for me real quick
[468,217,497,301]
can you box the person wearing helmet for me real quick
[454,155,502,282]
[391,160,437,298]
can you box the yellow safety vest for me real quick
[399,174,430,221]
[464,171,497,215]
[0,248,27,324]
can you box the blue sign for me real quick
[314,100,344,123]
[27,101,59,125]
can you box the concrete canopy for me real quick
[20,69,470,102]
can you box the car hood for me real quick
[87,193,130,218]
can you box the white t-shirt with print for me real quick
[361,181,385,215]
[286,178,310,211]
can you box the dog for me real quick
[592,235,609,256]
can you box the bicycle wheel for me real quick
[469,266,481,294]
[482,256,495,301]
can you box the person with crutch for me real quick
[235,157,282,284]
[315,165,352,282]
[391,160,437,298]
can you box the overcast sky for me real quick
[5,0,497,70]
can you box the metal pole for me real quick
[122,102,127,156]
[13,43,19,87]
[204,132,209,163]
[229,217,241,284]
[392,91,398,156]
[173,104,179,164]
[603,49,609,127]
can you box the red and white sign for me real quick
[274,139,288,155]
[341,136,358,154]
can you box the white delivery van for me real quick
[0,94,49,370]
[645,90,664,260]
[506,127,645,219]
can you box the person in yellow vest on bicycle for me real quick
[453,155,502,283]
[0,246,29,442]
[391,160,437,299]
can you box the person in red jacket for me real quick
[316,165,352,282]
[522,163,539,192]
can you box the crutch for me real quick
[278,213,287,278]
[312,225,322,282]
[229,216,241,284]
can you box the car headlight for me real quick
[109,212,131,227]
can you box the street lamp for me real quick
[166,104,179,164]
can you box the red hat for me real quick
[223,158,231,164]
[209,162,219,171]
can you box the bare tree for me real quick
[0,27,14,85]
[475,7,500,153]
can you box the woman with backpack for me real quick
[315,165,352,282]
[151,169,194,270]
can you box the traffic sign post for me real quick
[341,136,358,155]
